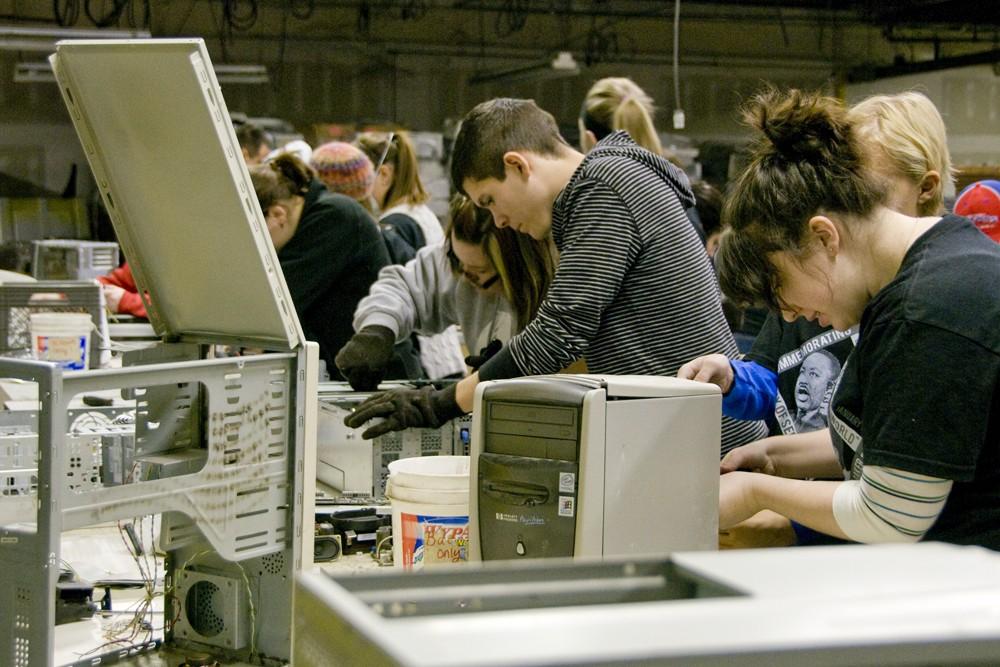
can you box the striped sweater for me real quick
[480,132,767,454]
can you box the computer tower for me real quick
[468,374,720,560]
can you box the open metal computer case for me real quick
[0,39,318,666]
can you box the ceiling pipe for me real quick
[847,47,1000,82]
[213,32,836,71]
[883,25,1000,44]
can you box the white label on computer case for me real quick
[559,472,575,493]
[558,496,575,517]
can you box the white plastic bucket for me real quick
[387,455,470,490]
[386,455,469,570]
[29,312,92,371]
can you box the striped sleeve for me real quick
[507,178,641,375]
[832,465,952,543]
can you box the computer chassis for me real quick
[0,342,317,666]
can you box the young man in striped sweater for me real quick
[346,97,766,455]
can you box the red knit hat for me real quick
[310,142,375,202]
[954,180,1000,244]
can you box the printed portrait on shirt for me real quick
[792,349,841,432]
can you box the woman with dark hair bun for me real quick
[714,88,1000,550]
[249,153,420,380]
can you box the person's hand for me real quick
[720,439,776,475]
[676,353,735,393]
[334,325,396,391]
[343,383,464,439]
[464,339,502,371]
[719,471,761,531]
[102,284,126,313]
[718,510,795,549]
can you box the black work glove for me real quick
[343,383,464,440]
[334,325,396,391]
[464,338,502,371]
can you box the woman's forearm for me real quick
[753,476,848,539]
[768,429,843,479]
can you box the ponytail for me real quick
[357,131,428,209]
[580,77,662,154]
[611,95,662,155]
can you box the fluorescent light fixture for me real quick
[13,61,55,83]
[213,64,270,85]
[470,51,580,86]
[15,60,268,85]
[0,26,150,52]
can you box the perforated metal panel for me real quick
[261,551,286,577]
[13,585,31,667]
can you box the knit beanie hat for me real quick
[310,141,375,202]
[954,179,1000,244]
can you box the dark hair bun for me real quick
[269,152,314,195]
[745,88,854,165]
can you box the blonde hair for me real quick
[849,91,954,216]
[356,130,428,209]
[580,77,662,155]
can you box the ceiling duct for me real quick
[14,61,269,85]
[0,26,151,52]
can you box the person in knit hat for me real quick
[310,141,426,376]
[310,141,376,205]
[311,140,423,266]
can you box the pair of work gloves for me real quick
[334,325,501,439]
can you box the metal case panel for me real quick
[602,394,720,556]
[50,39,302,350]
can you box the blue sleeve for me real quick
[722,359,777,421]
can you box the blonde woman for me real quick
[356,131,442,248]
[579,77,662,154]
[579,77,707,243]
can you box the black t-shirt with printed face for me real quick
[747,315,856,436]
[829,216,1000,550]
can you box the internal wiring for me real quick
[373,533,394,565]
[232,559,258,657]
[79,515,161,657]
[68,410,114,432]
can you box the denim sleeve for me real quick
[722,359,777,421]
